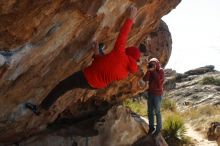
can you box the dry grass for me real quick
[123,97,177,117]
[161,98,177,112]
[182,105,220,134]
[123,98,147,117]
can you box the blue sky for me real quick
[162,0,220,73]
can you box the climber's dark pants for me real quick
[40,71,92,110]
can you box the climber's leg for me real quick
[26,71,91,115]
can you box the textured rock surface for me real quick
[139,20,172,67]
[184,65,215,76]
[132,133,168,146]
[207,122,220,146]
[164,66,220,110]
[0,0,180,144]
[164,66,220,146]
[6,106,166,146]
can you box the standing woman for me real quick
[143,58,164,136]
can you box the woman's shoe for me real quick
[152,129,161,137]
[147,128,155,135]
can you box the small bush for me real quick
[161,98,177,112]
[162,114,189,146]
[200,76,220,86]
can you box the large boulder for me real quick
[132,133,168,146]
[139,20,172,67]
[7,106,168,146]
[0,0,180,144]
[207,122,220,146]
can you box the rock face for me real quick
[184,65,215,76]
[132,133,168,146]
[207,122,220,146]
[6,106,168,146]
[164,66,220,109]
[139,20,172,67]
[0,0,180,144]
[164,66,220,146]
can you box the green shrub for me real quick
[200,76,220,86]
[161,98,177,112]
[162,114,189,146]
[123,98,147,117]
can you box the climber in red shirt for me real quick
[25,6,141,115]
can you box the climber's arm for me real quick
[113,6,137,53]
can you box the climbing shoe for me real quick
[98,42,105,55]
[152,129,161,137]
[25,102,41,116]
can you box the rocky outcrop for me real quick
[139,20,172,67]
[164,65,220,109]
[0,0,180,144]
[5,106,168,146]
[164,66,220,146]
[164,66,217,91]
[184,65,215,76]
[207,122,220,146]
[132,133,168,146]
[163,69,177,90]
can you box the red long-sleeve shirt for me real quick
[144,59,164,96]
[83,18,138,89]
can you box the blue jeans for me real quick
[147,94,162,131]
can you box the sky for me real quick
[162,0,220,73]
